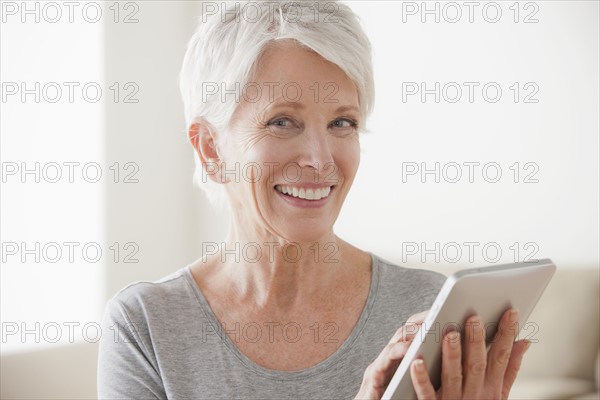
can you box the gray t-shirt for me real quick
[97,253,446,399]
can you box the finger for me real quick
[410,359,437,400]
[485,309,519,391]
[441,331,462,399]
[389,322,422,344]
[360,341,412,397]
[407,310,430,325]
[389,311,429,344]
[501,339,531,399]
[462,315,487,398]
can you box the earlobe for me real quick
[188,120,224,183]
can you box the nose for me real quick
[296,125,336,183]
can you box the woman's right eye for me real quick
[267,117,301,132]
[270,119,291,127]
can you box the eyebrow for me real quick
[269,102,306,111]
[334,105,360,114]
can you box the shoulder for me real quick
[373,253,447,294]
[354,253,448,346]
[103,266,193,328]
[98,271,191,399]
[372,253,447,287]
[370,253,447,310]
[113,267,188,298]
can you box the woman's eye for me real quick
[268,118,296,129]
[266,117,357,134]
[272,120,288,127]
[330,118,358,130]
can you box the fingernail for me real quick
[469,315,482,325]
[510,309,520,323]
[414,359,425,372]
[448,331,460,347]
[524,341,532,352]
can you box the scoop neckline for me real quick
[182,252,380,380]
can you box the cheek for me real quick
[335,139,361,180]
[238,141,286,188]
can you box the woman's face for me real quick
[220,41,361,243]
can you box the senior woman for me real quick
[97,1,530,399]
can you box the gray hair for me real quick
[179,0,374,207]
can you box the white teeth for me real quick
[275,185,332,200]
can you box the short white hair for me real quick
[179,0,374,207]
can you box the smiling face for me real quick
[216,41,362,243]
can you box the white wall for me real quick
[102,0,215,299]
[1,1,217,398]
[337,0,599,271]
[1,0,105,354]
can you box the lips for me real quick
[274,185,332,201]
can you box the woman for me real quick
[97,1,529,399]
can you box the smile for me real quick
[274,185,333,201]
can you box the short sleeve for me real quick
[97,297,166,400]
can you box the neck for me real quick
[209,221,364,313]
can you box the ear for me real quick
[188,120,223,184]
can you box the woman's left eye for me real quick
[330,118,358,129]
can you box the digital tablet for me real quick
[381,258,556,400]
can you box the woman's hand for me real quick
[410,308,531,400]
[355,311,429,400]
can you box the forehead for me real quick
[249,41,359,106]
